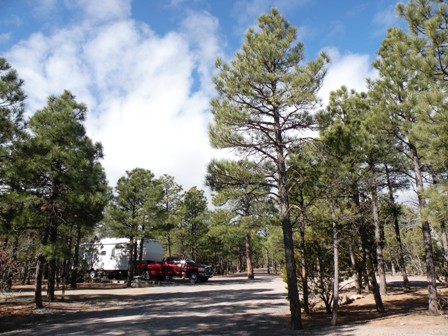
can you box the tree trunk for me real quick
[360,230,385,312]
[412,147,438,314]
[385,164,410,290]
[371,189,387,296]
[35,223,50,308]
[441,221,448,269]
[126,239,136,287]
[139,237,144,265]
[331,221,339,326]
[298,211,309,314]
[237,248,243,273]
[274,108,301,329]
[349,244,362,294]
[432,175,448,282]
[281,209,302,329]
[70,223,82,289]
[245,232,254,279]
[34,255,45,309]
[167,234,172,257]
[354,190,385,312]
[360,224,385,312]
[278,166,301,329]
[46,202,59,302]
[367,253,385,313]
[47,258,56,302]
[265,248,270,274]
[316,248,332,313]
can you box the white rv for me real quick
[83,238,164,279]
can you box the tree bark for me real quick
[298,211,309,314]
[47,258,56,302]
[245,232,254,279]
[35,224,50,309]
[349,244,363,295]
[331,221,339,326]
[371,189,387,296]
[265,248,271,274]
[441,221,448,269]
[412,147,438,314]
[139,237,145,264]
[126,238,136,287]
[278,158,301,329]
[281,208,302,329]
[356,193,385,313]
[70,223,82,289]
[385,164,410,290]
[34,255,45,309]
[360,226,385,313]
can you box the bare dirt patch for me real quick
[301,276,448,331]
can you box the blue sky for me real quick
[0,0,404,194]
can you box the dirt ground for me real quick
[1,274,448,335]
[302,276,448,330]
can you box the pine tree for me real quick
[14,91,107,307]
[206,159,272,279]
[209,8,328,329]
[104,168,163,287]
[372,5,441,310]
[0,57,26,236]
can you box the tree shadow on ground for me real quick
[0,285,292,335]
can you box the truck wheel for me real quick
[142,270,151,280]
[190,273,198,284]
[89,270,96,279]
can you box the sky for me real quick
[0,0,405,197]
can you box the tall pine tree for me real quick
[209,8,328,329]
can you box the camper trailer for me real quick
[83,238,164,279]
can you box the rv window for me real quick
[100,251,106,256]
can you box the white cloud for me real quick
[318,48,378,106]
[180,10,221,95]
[5,1,220,193]
[74,0,131,23]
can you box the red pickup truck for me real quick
[137,256,213,283]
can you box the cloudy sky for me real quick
[0,0,403,195]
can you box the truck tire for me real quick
[142,270,151,280]
[89,270,96,279]
[190,273,198,284]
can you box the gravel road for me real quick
[1,272,447,335]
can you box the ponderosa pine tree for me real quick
[396,0,448,288]
[209,9,328,329]
[0,57,26,236]
[0,57,25,169]
[288,143,327,314]
[156,174,184,257]
[177,187,209,261]
[13,90,107,307]
[396,0,448,172]
[317,87,386,321]
[104,168,163,287]
[372,22,439,314]
[208,208,246,272]
[206,159,272,279]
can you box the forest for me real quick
[1,0,447,331]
